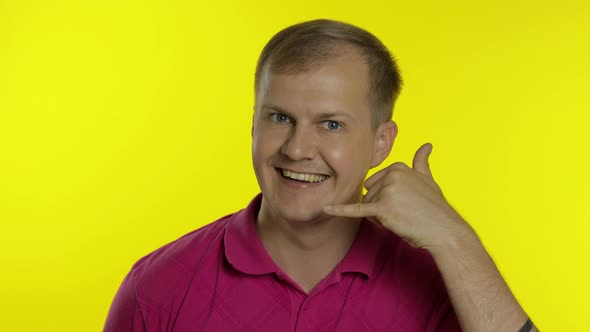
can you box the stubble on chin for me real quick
[261,194,331,225]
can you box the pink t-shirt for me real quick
[104,195,461,331]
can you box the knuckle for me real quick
[391,162,408,170]
[389,169,404,181]
[383,185,398,196]
[354,203,363,215]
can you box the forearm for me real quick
[428,224,536,332]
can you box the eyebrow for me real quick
[261,103,354,120]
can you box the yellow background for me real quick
[1,0,588,330]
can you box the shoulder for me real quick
[105,213,239,330]
[135,214,231,270]
[126,213,233,302]
[372,229,456,328]
[354,220,442,284]
[375,228,448,300]
[382,230,442,280]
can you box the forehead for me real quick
[259,49,371,118]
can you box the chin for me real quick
[280,210,326,224]
[271,202,327,224]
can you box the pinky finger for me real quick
[323,202,380,219]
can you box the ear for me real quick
[251,105,256,137]
[370,120,397,168]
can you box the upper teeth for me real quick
[281,169,328,183]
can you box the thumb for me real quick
[412,143,434,178]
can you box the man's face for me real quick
[252,48,394,223]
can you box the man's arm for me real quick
[428,222,537,331]
[324,143,538,332]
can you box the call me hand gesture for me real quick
[324,143,536,332]
[324,143,474,250]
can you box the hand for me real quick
[324,143,473,250]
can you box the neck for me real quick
[256,201,361,293]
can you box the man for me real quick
[105,19,537,331]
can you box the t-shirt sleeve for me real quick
[425,267,462,332]
[428,297,462,332]
[103,271,146,332]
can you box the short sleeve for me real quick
[431,299,461,332]
[103,271,146,332]
[425,271,462,332]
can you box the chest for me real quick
[166,272,432,332]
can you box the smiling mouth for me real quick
[277,168,330,183]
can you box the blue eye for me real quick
[272,113,290,123]
[323,120,341,130]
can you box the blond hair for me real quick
[254,19,403,128]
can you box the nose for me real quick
[280,124,317,161]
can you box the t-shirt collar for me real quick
[338,217,386,280]
[224,194,277,275]
[224,194,386,280]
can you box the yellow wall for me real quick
[1,0,588,330]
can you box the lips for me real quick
[277,168,330,183]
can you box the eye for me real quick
[271,113,291,123]
[322,120,342,131]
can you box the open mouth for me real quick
[276,168,330,183]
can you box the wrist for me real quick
[425,213,481,255]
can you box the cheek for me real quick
[321,138,372,175]
[252,128,283,162]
